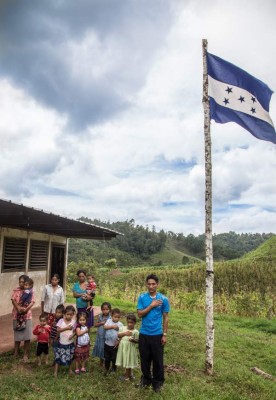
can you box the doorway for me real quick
[50,244,65,288]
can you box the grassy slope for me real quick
[108,236,276,299]
[0,296,275,400]
[154,235,276,267]
[242,236,276,262]
[148,243,203,266]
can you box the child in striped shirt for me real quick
[50,304,65,361]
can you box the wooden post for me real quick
[202,39,214,375]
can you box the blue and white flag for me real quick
[207,52,276,144]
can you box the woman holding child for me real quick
[72,269,94,328]
[11,274,35,362]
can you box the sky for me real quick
[0,0,276,235]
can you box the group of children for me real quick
[32,302,140,380]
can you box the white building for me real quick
[0,199,120,316]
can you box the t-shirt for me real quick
[20,289,33,305]
[86,282,96,293]
[50,317,63,340]
[104,319,123,347]
[76,325,90,347]
[137,292,170,335]
[72,282,88,309]
[33,324,51,343]
[56,318,76,345]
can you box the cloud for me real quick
[0,0,175,129]
[214,206,276,234]
[0,0,276,235]
[0,79,66,197]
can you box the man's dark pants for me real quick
[138,333,164,390]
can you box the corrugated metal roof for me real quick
[0,198,121,239]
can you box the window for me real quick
[2,237,27,271]
[29,240,48,270]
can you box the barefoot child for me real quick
[92,302,111,367]
[33,314,51,365]
[54,305,76,377]
[74,312,90,374]
[116,313,139,381]
[104,308,123,375]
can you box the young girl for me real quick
[92,302,111,367]
[116,313,139,381]
[32,314,51,366]
[103,308,123,375]
[54,305,76,377]
[74,312,90,374]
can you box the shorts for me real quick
[36,342,49,356]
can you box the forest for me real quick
[68,217,274,266]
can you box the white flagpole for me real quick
[202,39,214,375]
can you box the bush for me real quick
[104,258,117,269]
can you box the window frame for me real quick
[28,239,49,271]
[2,236,27,272]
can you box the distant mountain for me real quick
[67,217,275,266]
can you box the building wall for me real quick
[0,227,67,316]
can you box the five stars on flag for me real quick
[223,86,258,114]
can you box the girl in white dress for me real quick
[116,313,139,381]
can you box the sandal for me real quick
[80,368,86,373]
[74,369,80,375]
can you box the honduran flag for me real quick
[207,52,276,144]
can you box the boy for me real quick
[103,308,123,374]
[33,313,51,365]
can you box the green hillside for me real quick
[68,217,274,266]
[91,236,276,318]
[242,235,276,262]
[147,242,203,266]
[102,253,275,298]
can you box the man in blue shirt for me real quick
[137,273,170,393]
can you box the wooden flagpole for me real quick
[202,38,214,375]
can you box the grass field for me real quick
[0,295,275,400]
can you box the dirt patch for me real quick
[11,362,34,375]
[177,333,193,340]
[165,364,186,374]
[109,269,123,276]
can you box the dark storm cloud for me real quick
[0,0,174,129]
